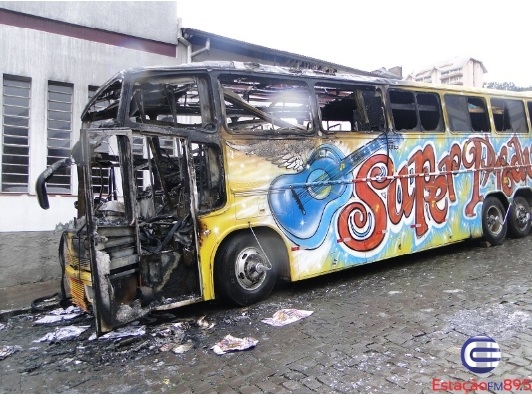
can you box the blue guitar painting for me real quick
[267,133,403,248]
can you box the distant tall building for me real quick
[404,57,487,87]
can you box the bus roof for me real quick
[112,61,532,99]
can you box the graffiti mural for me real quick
[336,135,532,254]
[268,133,403,249]
[227,132,532,278]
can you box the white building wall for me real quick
[0,1,178,44]
[473,62,484,87]
[0,24,182,232]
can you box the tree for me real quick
[484,82,532,91]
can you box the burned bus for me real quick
[36,62,532,334]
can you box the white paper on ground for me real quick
[261,309,313,327]
[211,334,258,355]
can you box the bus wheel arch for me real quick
[214,227,288,306]
[481,195,507,246]
[507,192,532,238]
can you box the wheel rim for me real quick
[514,202,530,231]
[486,205,504,235]
[234,247,267,290]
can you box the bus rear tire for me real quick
[481,196,507,246]
[214,232,278,306]
[507,196,531,238]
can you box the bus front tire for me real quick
[214,232,278,306]
[481,196,507,246]
[507,196,531,238]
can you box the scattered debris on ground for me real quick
[34,325,90,343]
[94,323,146,341]
[0,301,316,369]
[0,345,22,360]
[211,334,258,355]
[261,308,313,326]
[33,306,85,325]
[197,315,215,330]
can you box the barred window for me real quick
[132,135,145,190]
[47,82,73,193]
[2,76,31,193]
[88,85,109,197]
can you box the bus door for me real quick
[82,129,203,334]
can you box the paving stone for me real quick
[301,376,322,391]
[509,366,532,377]
[281,380,302,391]
[507,356,532,367]
[286,362,310,373]
[169,383,193,393]
[239,384,261,393]
[386,374,410,388]
[283,371,306,380]
[213,383,237,393]
[255,380,280,393]
[315,373,345,389]
[189,380,218,393]
[0,374,20,393]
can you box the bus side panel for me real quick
[206,130,532,283]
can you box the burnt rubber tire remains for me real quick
[215,232,279,306]
[507,196,531,238]
[481,196,507,246]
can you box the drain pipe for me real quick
[191,37,210,60]
[177,26,192,63]
[178,36,192,63]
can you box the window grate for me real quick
[2,76,31,193]
[47,82,73,193]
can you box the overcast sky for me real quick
[176,0,532,87]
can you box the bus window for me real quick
[491,98,528,133]
[135,136,224,218]
[190,142,224,211]
[128,76,214,130]
[219,76,312,134]
[84,79,122,128]
[389,89,443,132]
[445,94,490,132]
[315,84,384,132]
[417,93,443,131]
[528,101,532,128]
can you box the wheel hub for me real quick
[515,206,530,228]
[487,207,503,235]
[235,248,269,290]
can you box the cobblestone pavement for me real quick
[1,236,531,393]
